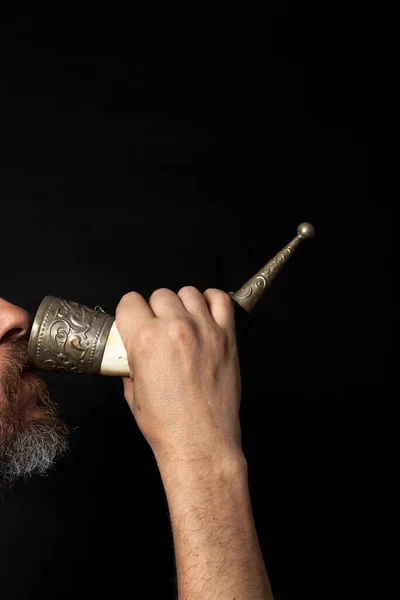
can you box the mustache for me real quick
[0,337,28,372]
[0,337,28,368]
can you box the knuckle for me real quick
[203,287,217,296]
[120,291,142,303]
[178,285,199,295]
[150,287,171,299]
[168,318,193,342]
[218,290,232,305]
[135,324,156,348]
[204,288,232,308]
[204,288,229,300]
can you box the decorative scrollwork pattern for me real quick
[31,297,114,374]
[231,236,301,312]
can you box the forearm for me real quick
[158,451,274,600]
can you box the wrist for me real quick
[156,444,248,495]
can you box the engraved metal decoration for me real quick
[27,296,114,374]
[230,222,315,313]
[27,222,315,375]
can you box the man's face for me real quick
[0,297,68,490]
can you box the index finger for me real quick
[115,291,155,350]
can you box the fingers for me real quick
[148,288,188,319]
[115,291,155,351]
[203,288,236,339]
[116,287,236,348]
[116,288,205,336]
[177,286,214,323]
[151,287,222,329]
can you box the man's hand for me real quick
[115,285,273,599]
[115,286,243,466]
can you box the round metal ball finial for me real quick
[297,222,315,239]
[230,221,316,314]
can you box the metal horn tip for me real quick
[297,222,315,239]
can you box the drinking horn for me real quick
[27,222,315,376]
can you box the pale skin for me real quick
[116,286,274,600]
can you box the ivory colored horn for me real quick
[27,222,315,376]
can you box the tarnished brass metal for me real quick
[27,296,114,374]
[230,222,315,313]
[27,222,314,375]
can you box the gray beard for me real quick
[0,338,69,491]
[0,416,69,491]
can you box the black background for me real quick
[0,4,391,600]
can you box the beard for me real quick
[0,338,69,491]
